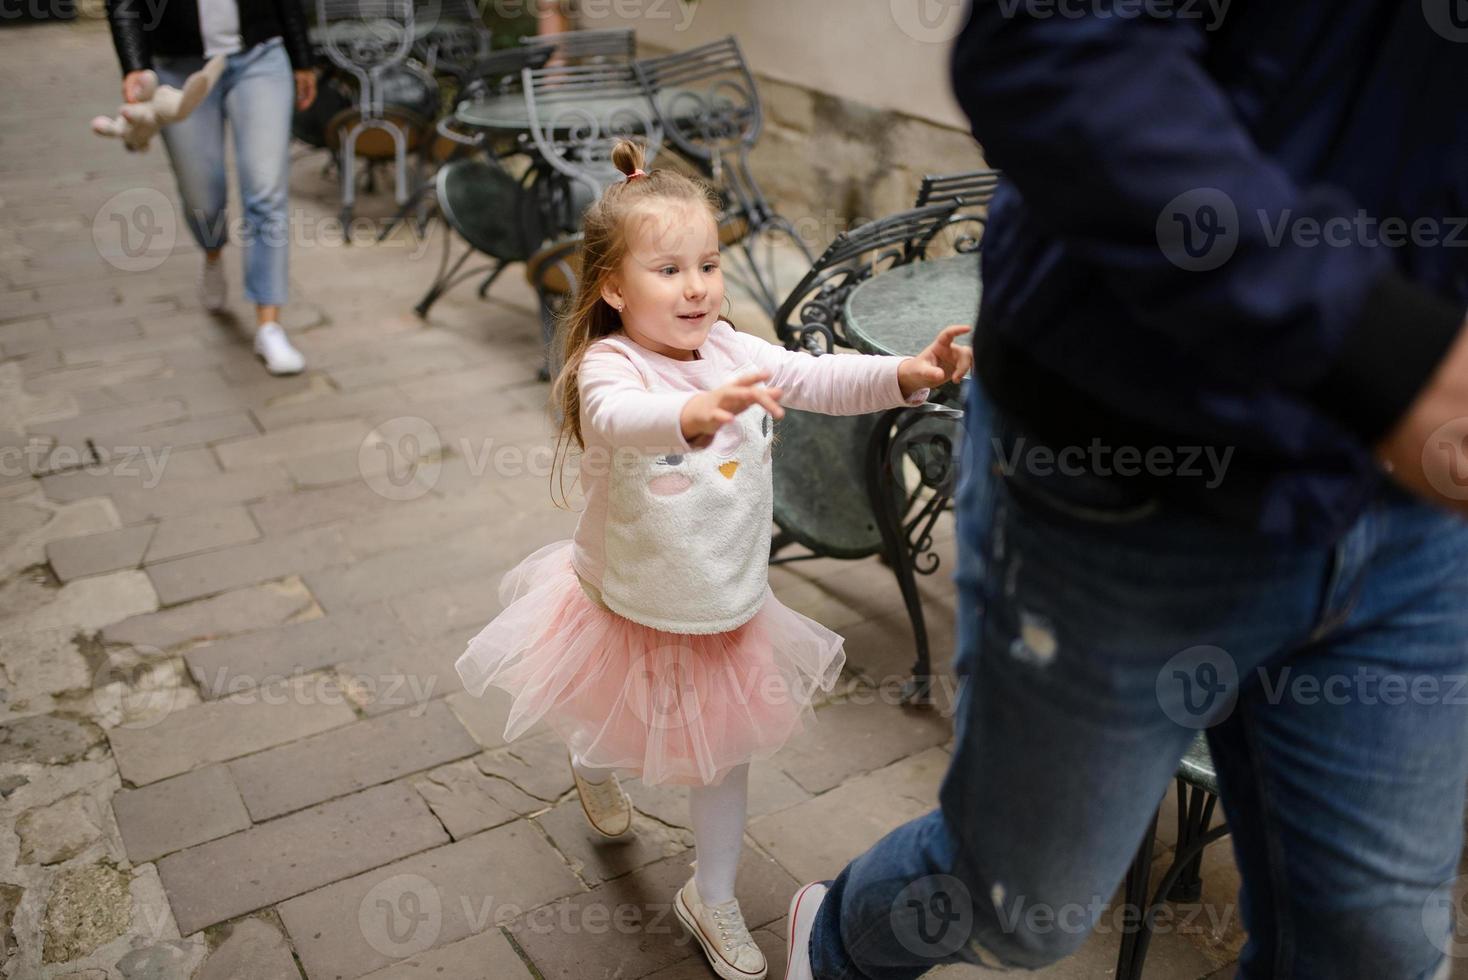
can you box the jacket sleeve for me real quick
[105,0,152,75]
[734,331,929,415]
[580,349,698,455]
[951,2,1464,444]
[273,0,314,71]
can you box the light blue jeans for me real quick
[810,382,1468,978]
[154,37,293,306]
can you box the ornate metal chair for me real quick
[314,0,418,226]
[634,35,809,318]
[1116,734,1233,980]
[768,203,962,703]
[520,62,662,378]
[913,168,1001,258]
[524,27,635,64]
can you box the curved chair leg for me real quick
[1116,796,1231,980]
[866,406,934,705]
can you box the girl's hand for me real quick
[899,324,973,398]
[680,368,784,448]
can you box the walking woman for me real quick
[104,0,316,374]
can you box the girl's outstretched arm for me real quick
[579,349,697,455]
[730,331,933,416]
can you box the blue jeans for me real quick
[154,37,293,306]
[810,382,1468,978]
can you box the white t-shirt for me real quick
[198,0,243,57]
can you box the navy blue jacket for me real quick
[951,1,1468,542]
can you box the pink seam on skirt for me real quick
[455,539,845,786]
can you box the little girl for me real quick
[455,140,972,980]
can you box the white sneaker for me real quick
[253,322,305,375]
[569,752,633,838]
[675,874,767,980]
[784,881,829,980]
[199,258,227,312]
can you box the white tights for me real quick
[688,764,749,905]
[570,756,750,906]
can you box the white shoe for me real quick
[675,874,767,980]
[199,258,227,312]
[784,881,829,980]
[253,322,305,375]
[569,752,634,838]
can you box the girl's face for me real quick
[601,202,723,361]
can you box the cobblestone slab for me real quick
[227,700,479,821]
[507,848,796,980]
[107,673,357,785]
[183,603,408,699]
[158,781,448,935]
[112,764,251,863]
[46,524,154,581]
[279,821,582,980]
[771,698,953,794]
[195,916,303,980]
[356,926,531,980]
[102,578,316,651]
[144,505,260,562]
[146,525,352,604]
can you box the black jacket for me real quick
[105,0,313,74]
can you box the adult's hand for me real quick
[679,368,783,449]
[122,70,150,103]
[1375,318,1468,514]
[294,69,317,111]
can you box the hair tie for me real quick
[626,169,647,182]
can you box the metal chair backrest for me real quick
[316,0,415,111]
[773,202,960,355]
[521,62,663,219]
[523,27,636,64]
[411,0,490,74]
[633,36,760,180]
[914,169,1001,210]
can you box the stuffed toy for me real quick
[91,55,227,153]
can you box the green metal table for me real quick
[842,251,980,703]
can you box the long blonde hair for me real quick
[549,139,722,508]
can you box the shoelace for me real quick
[708,902,756,954]
[582,774,625,812]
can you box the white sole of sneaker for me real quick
[253,351,304,376]
[784,882,825,980]
[674,887,767,980]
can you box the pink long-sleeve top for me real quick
[569,320,928,631]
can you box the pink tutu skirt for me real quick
[455,539,846,786]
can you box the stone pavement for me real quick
[1,17,1245,980]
